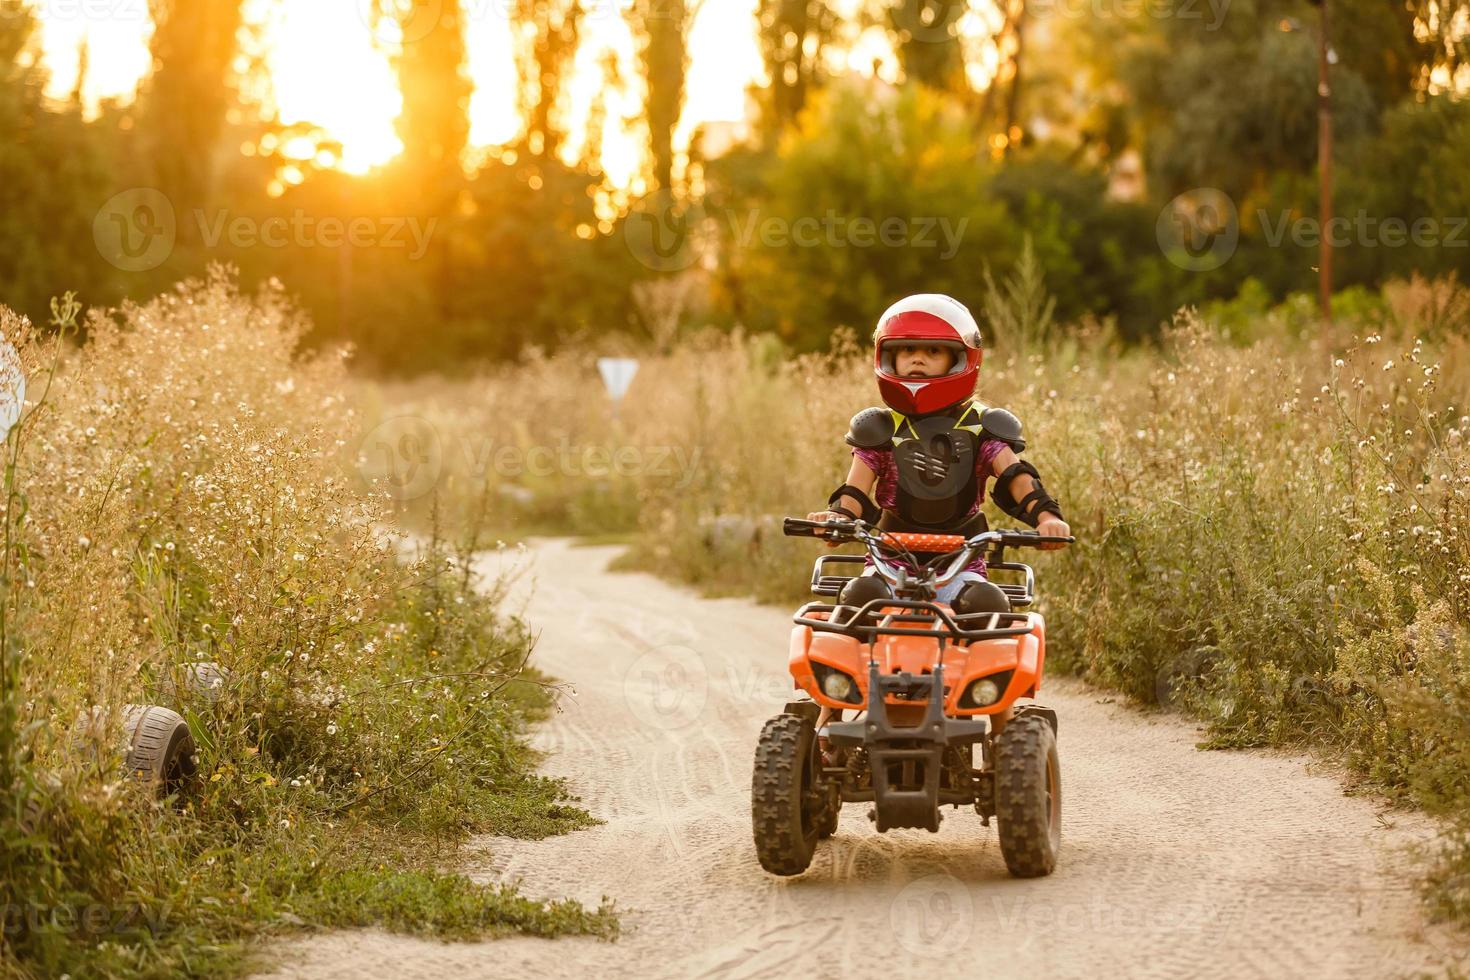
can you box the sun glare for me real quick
[263,4,403,173]
[32,0,773,185]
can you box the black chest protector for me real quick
[847,400,1025,532]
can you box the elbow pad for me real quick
[991,461,1064,528]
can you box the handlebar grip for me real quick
[1000,533,1075,545]
[783,518,824,537]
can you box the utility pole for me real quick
[1313,0,1334,325]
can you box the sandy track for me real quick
[256,539,1464,980]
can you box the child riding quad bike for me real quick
[751,516,1073,877]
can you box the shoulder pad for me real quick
[846,407,897,449]
[979,407,1026,452]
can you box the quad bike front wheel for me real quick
[993,713,1061,878]
[752,714,825,875]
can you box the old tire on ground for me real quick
[993,713,1061,878]
[752,713,822,875]
[159,661,232,704]
[75,704,198,798]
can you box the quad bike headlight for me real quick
[812,663,861,705]
[961,670,1014,709]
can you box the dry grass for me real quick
[0,271,613,979]
[411,273,1470,931]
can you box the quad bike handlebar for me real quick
[782,516,1072,548]
[782,516,1073,596]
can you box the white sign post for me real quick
[597,357,640,419]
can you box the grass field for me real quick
[0,273,614,978]
[406,272,1470,929]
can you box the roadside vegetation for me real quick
[0,272,613,979]
[414,267,1470,930]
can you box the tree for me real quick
[139,0,245,238]
[393,0,471,189]
[627,0,700,193]
[888,0,966,92]
[0,1,118,319]
[1057,0,1377,200]
[1401,0,1470,94]
[512,0,584,162]
[754,0,837,140]
[710,82,1015,348]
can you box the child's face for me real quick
[892,343,954,378]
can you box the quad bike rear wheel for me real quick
[993,713,1061,878]
[752,714,824,875]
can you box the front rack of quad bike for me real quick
[808,553,1038,609]
[793,596,1035,645]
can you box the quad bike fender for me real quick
[789,612,1048,712]
[1015,614,1045,698]
[788,624,814,692]
[790,625,849,707]
[790,623,871,710]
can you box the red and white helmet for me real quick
[872,294,983,415]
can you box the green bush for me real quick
[0,279,612,978]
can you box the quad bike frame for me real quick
[752,519,1068,877]
[789,595,1056,831]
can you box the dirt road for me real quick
[258,538,1464,980]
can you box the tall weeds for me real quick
[0,271,611,978]
[415,273,1470,929]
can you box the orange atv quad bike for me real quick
[751,516,1073,877]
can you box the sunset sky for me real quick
[31,0,1009,185]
